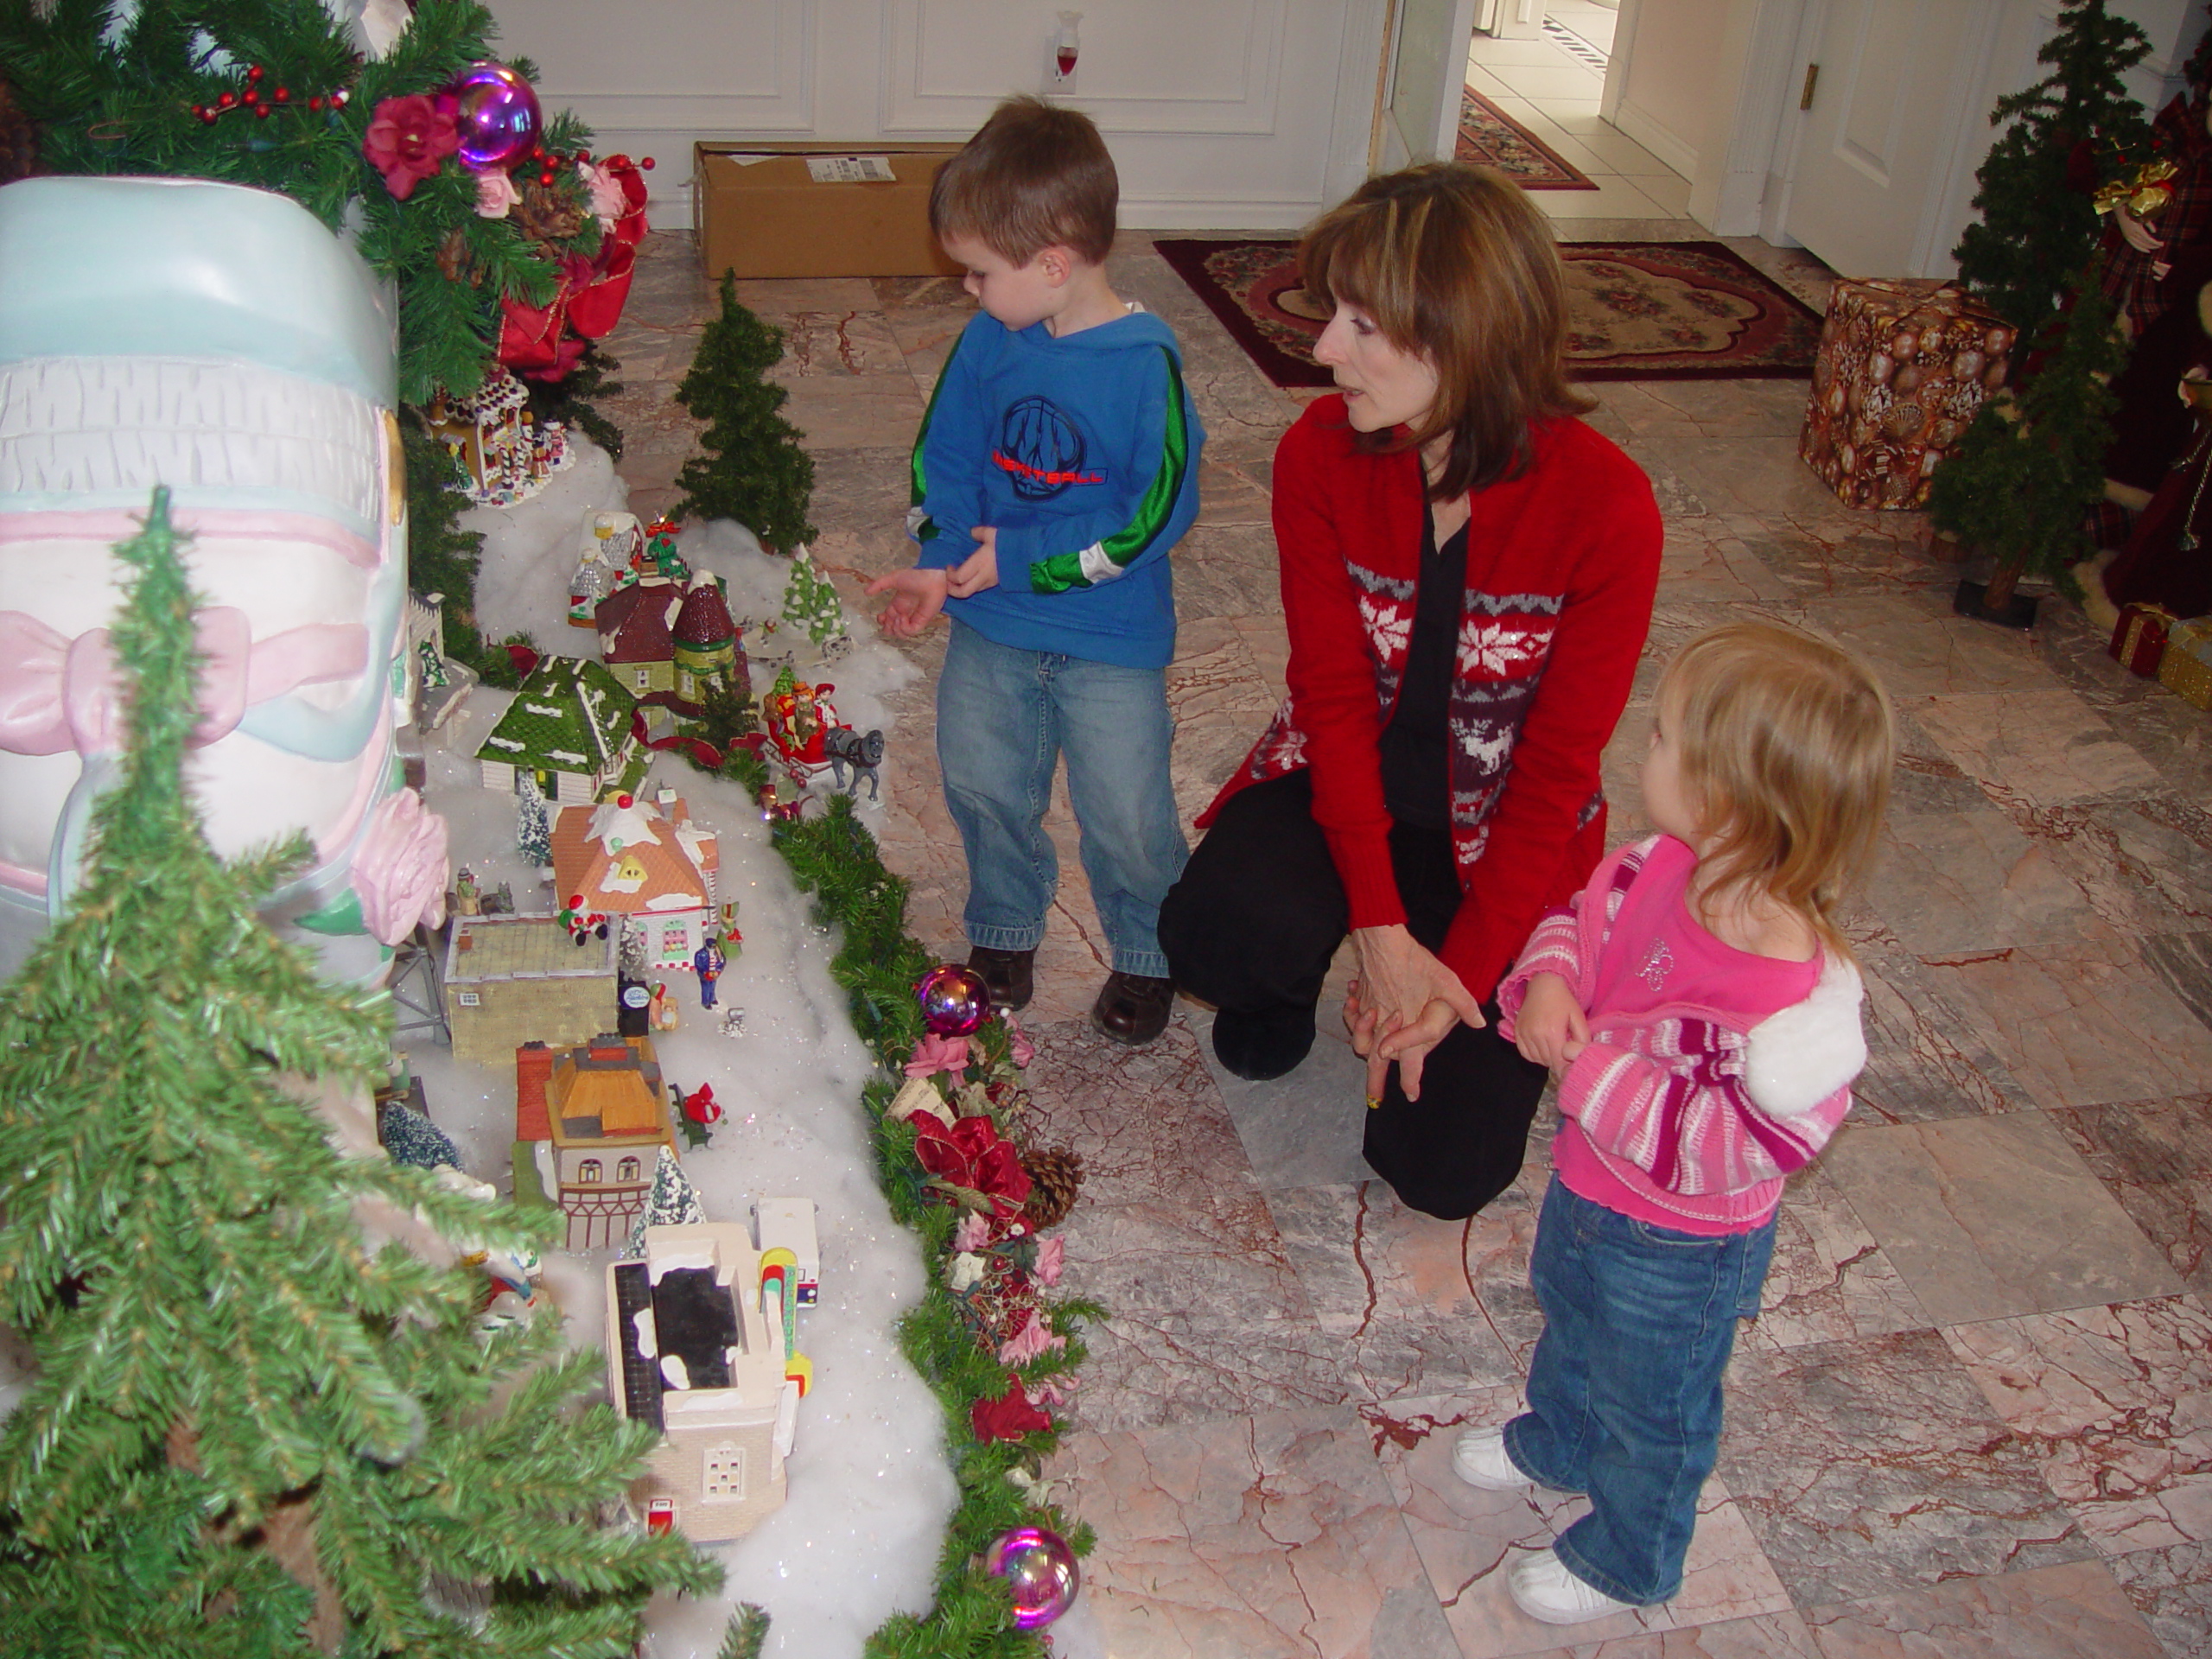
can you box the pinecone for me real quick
[514,181,585,245]
[0,73,37,184]
[1020,1145,1084,1230]
[435,226,479,286]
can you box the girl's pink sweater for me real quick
[1497,836,1867,1233]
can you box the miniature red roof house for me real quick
[671,574,742,717]
[514,1033,678,1250]
[604,1221,797,1542]
[548,786,721,973]
[595,578,683,704]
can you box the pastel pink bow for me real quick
[0,609,367,756]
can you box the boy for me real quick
[867,97,1203,1046]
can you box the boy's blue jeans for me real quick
[1503,1178,1775,1606]
[937,621,1187,979]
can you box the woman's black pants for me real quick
[1160,771,1546,1220]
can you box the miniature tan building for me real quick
[443,913,620,1066]
[542,1032,677,1251]
[605,1223,797,1543]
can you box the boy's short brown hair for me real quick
[929,96,1118,266]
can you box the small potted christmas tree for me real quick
[672,275,820,553]
[1933,0,2151,624]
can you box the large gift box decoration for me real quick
[2110,602,2178,677]
[1799,279,2014,510]
[2159,616,2212,709]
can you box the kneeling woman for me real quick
[1160,163,1662,1220]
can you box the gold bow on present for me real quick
[2096,157,2181,219]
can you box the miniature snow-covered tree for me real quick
[626,1147,707,1255]
[781,546,847,645]
[671,273,819,552]
[517,771,553,867]
[0,490,718,1654]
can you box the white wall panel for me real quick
[487,0,814,135]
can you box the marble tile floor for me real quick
[602,227,2212,1656]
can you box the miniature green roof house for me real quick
[476,655,639,805]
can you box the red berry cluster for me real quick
[514,146,657,189]
[189,63,350,124]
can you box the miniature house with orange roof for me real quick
[595,578,683,704]
[514,1033,677,1250]
[548,786,720,972]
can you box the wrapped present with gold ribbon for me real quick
[2111,602,2180,677]
[2094,157,2181,222]
[1800,279,2015,510]
[2158,615,2212,709]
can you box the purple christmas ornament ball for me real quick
[916,963,991,1037]
[451,61,541,173]
[982,1525,1078,1630]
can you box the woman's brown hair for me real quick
[1298,162,1592,498]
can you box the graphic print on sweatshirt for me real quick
[992,397,1106,499]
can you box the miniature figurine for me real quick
[650,979,679,1033]
[453,866,482,917]
[824,726,885,801]
[693,931,726,1008]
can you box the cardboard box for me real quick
[694,143,967,280]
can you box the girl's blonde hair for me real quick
[1658,622,1896,957]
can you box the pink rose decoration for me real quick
[952,1211,993,1254]
[996,1309,1067,1367]
[904,1030,971,1077]
[579,160,629,226]
[475,169,520,219]
[1003,1013,1035,1068]
[1033,1236,1065,1287]
[351,789,449,945]
[363,93,460,200]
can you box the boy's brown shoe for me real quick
[1090,972,1173,1046]
[967,945,1034,1012]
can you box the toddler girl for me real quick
[1457,620,1895,1625]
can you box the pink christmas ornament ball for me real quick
[451,61,541,173]
[916,963,991,1037]
[982,1525,1078,1630]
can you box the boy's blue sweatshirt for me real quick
[907,307,1204,670]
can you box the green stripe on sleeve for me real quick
[1028,346,1192,594]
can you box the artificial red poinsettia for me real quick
[499,154,651,378]
[362,93,458,200]
[912,1113,1032,1217]
[970,1376,1053,1445]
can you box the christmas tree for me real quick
[0,490,718,1652]
[1953,0,2152,340]
[782,546,847,645]
[671,274,819,552]
[0,0,607,404]
[626,1147,706,1255]
[1931,270,2126,617]
[517,772,553,867]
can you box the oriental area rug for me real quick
[1154,237,1825,386]
[1455,87,1597,190]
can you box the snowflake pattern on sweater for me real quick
[1237,576,1576,867]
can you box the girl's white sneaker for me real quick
[1451,1426,1535,1491]
[1507,1548,1637,1624]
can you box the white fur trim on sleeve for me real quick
[1742,957,1866,1119]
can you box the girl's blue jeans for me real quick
[936,620,1188,979]
[1503,1177,1776,1606]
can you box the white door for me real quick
[1783,0,1993,276]
[1381,0,1481,168]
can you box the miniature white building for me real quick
[605,1222,798,1543]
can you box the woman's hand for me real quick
[1512,972,1588,1074]
[1344,924,1485,1103]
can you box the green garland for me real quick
[766,798,1101,1658]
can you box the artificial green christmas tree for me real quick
[671,274,819,551]
[1954,0,2152,340]
[516,772,553,868]
[0,490,717,1654]
[1932,271,2127,620]
[782,545,847,645]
